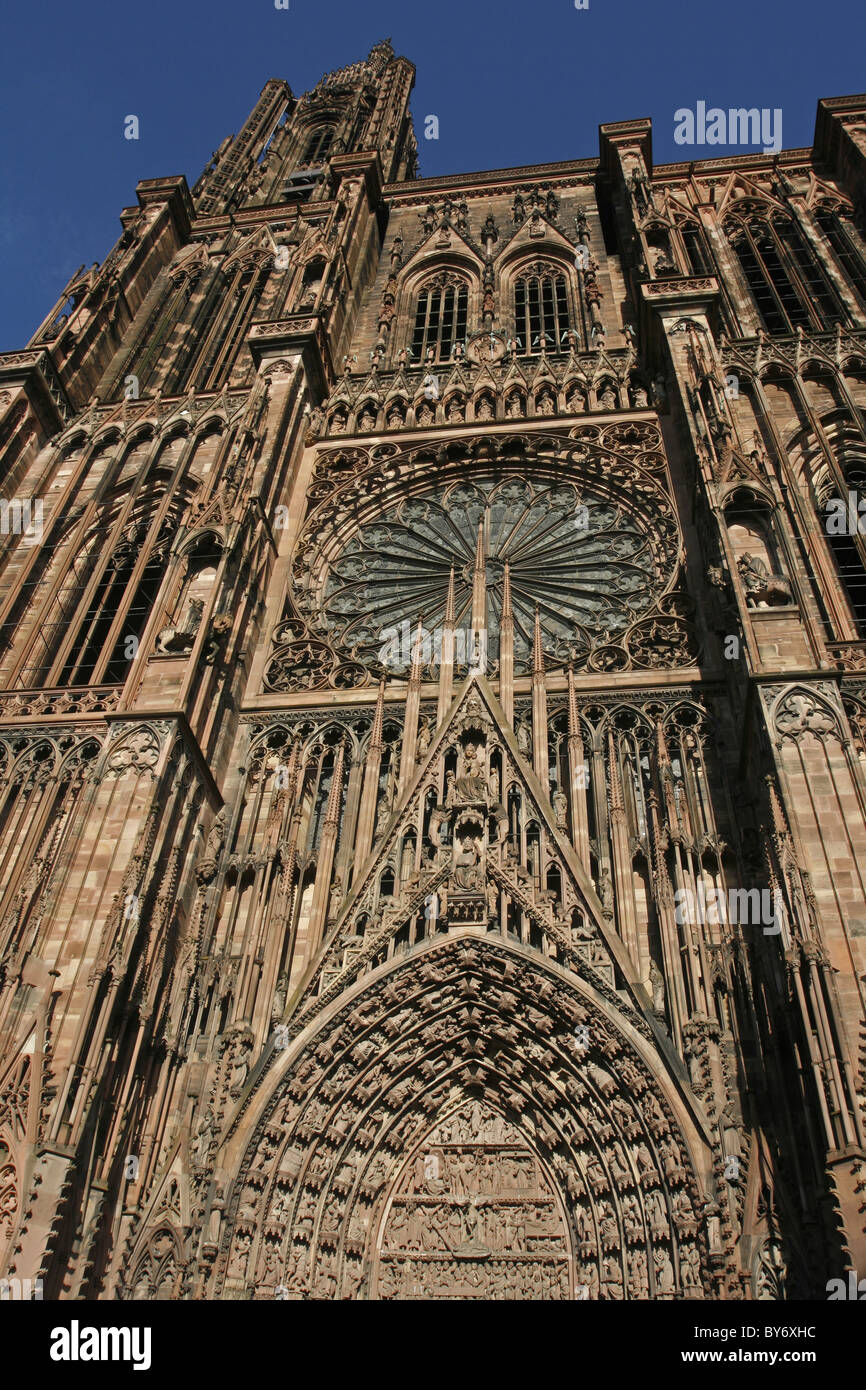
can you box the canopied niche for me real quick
[724,490,792,607]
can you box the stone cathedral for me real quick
[1,40,866,1303]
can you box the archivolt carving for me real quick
[215,937,712,1301]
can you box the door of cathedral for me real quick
[372,1101,574,1300]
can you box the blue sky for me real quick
[1,0,863,347]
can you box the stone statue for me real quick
[206,807,227,861]
[156,597,204,655]
[454,836,481,889]
[455,743,487,800]
[650,958,666,1014]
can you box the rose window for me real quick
[303,475,675,676]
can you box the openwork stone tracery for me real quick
[269,425,697,689]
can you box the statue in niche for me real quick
[206,807,227,861]
[229,1051,249,1097]
[552,786,568,831]
[272,969,290,1019]
[601,1255,624,1299]
[653,1247,675,1294]
[156,597,204,655]
[456,742,487,800]
[598,867,614,915]
[737,552,791,607]
[327,874,344,922]
[191,1115,212,1168]
[454,836,482,890]
[384,757,399,810]
[649,958,666,1015]
[207,1186,225,1248]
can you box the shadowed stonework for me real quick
[0,41,865,1301]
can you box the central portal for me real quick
[371,1101,574,1300]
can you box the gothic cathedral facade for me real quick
[1,41,866,1301]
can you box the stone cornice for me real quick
[383,159,599,204]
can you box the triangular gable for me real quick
[495,217,578,264]
[713,172,790,221]
[399,224,485,278]
[286,673,645,1030]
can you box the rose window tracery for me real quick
[292,474,678,678]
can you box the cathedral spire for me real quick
[765,771,791,842]
[370,678,385,754]
[532,605,545,678]
[437,571,456,722]
[567,663,580,740]
[398,617,424,793]
[607,728,624,812]
[566,666,590,869]
[324,739,346,828]
[355,684,386,874]
[471,520,487,637]
[308,740,346,951]
[499,561,514,727]
[654,716,678,830]
[444,565,456,625]
[531,605,549,787]
[408,614,425,686]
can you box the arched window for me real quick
[814,203,866,309]
[170,259,268,394]
[727,214,844,333]
[301,126,335,165]
[681,222,713,277]
[819,462,866,636]
[411,273,468,363]
[513,262,572,354]
[298,256,326,309]
[19,504,174,688]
